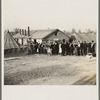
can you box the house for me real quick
[13,27,33,45]
[13,33,30,45]
[30,29,69,43]
[13,28,69,45]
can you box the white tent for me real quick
[4,32,19,50]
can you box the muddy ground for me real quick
[4,54,96,85]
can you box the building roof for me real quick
[13,29,69,40]
[4,32,19,50]
[63,31,72,37]
[30,29,60,39]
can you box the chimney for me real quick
[20,29,21,35]
[28,26,30,36]
[22,29,24,35]
[25,29,27,36]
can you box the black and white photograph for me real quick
[3,0,97,85]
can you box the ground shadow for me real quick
[72,74,96,85]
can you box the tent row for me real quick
[70,32,96,43]
[4,29,96,50]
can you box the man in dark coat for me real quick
[51,42,55,55]
[38,43,41,54]
[80,41,84,55]
[70,43,74,55]
[61,39,66,56]
[55,42,59,55]
[40,43,43,54]
[91,41,95,53]
[34,42,38,53]
[88,42,91,53]
[83,41,87,55]
[65,41,69,55]
[30,42,35,54]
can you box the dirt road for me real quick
[4,54,96,85]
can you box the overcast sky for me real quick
[3,0,98,31]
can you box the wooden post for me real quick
[22,38,23,45]
[20,29,21,35]
[28,26,30,36]
[17,38,18,43]
[22,29,24,35]
[25,29,27,36]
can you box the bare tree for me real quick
[14,28,20,34]
[71,28,76,33]
[86,28,94,33]
[78,30,82,34]
[4,29,9,34]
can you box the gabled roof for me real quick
[63,31,72,37]
[71,33,82,41]
[4,32,19,50]
[13,29,69,40]
[30,29,59,39]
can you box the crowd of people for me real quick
[27,39,96,56]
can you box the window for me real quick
[55,32,57,36]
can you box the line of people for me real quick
[27,39,96,56]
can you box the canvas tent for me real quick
[70,33,82,42]
[70,32,96,43]
[76,33,91,43]
[4,32,19,50]
[86,33,96,43]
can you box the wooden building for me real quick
[30,29,69,43]
[13,28,69,45]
